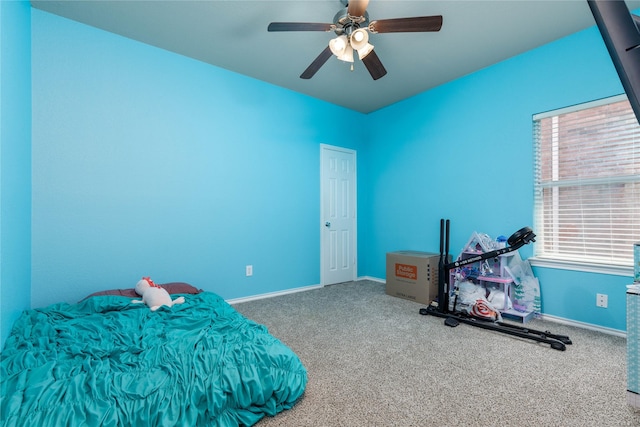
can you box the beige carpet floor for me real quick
[233,280,640,426]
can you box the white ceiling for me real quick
[30,0,640,113]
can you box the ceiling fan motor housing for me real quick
[333,8,369,36]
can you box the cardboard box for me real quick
[386,251,440,305]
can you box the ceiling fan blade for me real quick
[268,22,334,32]
[347,0,370,18]
[300,46,333,79]
[369,15,443,33]
[361,50,387,80]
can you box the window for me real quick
[533,95,640,270]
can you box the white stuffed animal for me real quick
[132,277,185,311]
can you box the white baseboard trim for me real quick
[540,313,626,338]
[227,277,383,305]
[357,276,385,283]
[226,284,323,305]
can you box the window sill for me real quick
[529,257,633,277]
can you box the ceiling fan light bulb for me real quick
[350,28,369,50]
[329,35,349,56]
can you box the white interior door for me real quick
[320,144,357,285]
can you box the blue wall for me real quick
[0,1,32,348]
[361,26,631,331]
[2,7,632,349]
[30,10,366,308]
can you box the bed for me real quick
[1,283,307,426]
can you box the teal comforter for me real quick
[1,292,307,426]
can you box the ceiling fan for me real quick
[267,0,443,80]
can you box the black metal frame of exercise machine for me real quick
[420,219,572,351]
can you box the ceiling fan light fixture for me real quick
[337,44,354,63]
[350,28,369,47]
[329,35,354,63]
[329,35,348,56]
[356,43,374,59]
[350,28,373,59]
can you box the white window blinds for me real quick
[533,95,640,267]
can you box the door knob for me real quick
[325,221,331,227]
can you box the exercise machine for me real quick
[420,219,571,351]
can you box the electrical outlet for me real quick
[596,293,608,308]
[246,265,253,277]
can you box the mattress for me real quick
[1,291,306,426]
